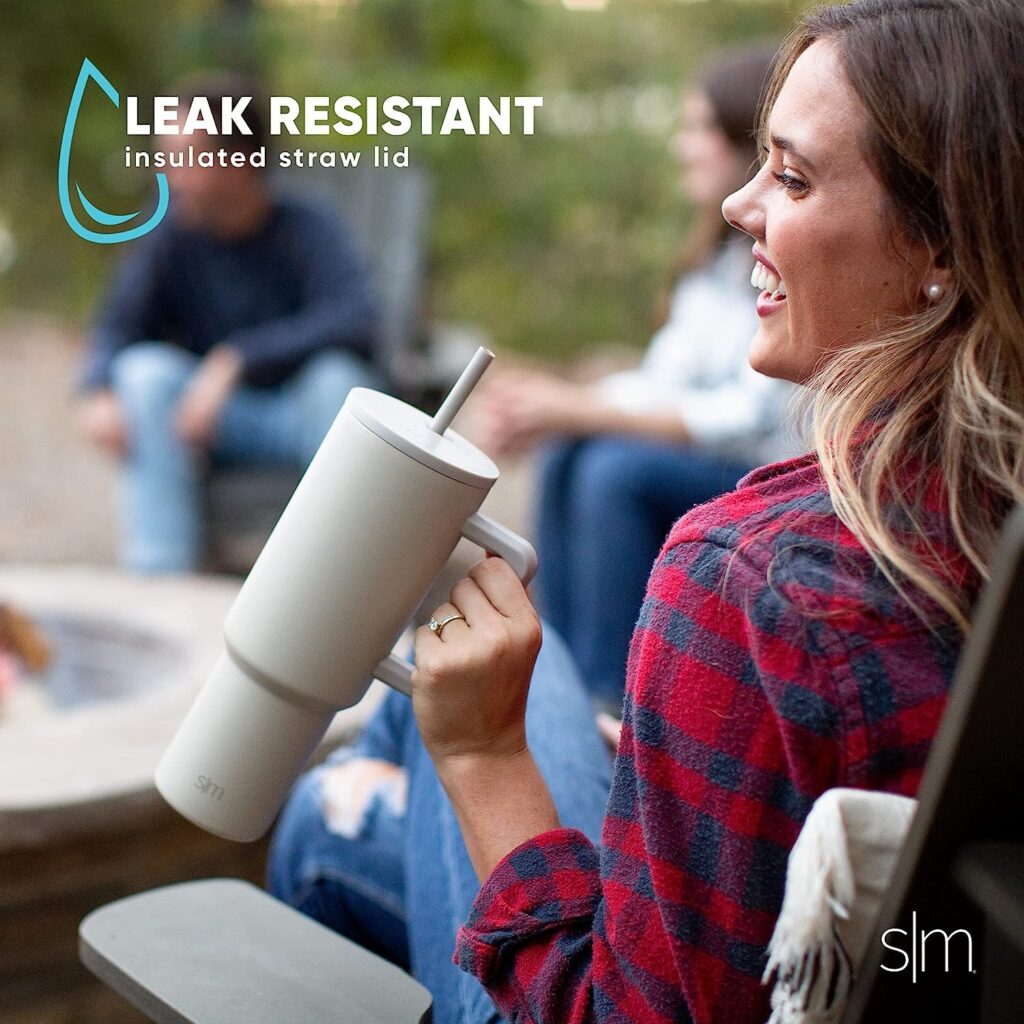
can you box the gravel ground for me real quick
[0,317,118,565]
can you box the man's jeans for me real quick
[267,626,613,1024]
[110,342,380,573]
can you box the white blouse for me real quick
[597,236,803,467]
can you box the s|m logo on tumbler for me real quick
[59,58,169,245]
[195,775,226,801]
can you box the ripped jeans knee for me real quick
[266,752,411,967]
[317,754,408,839]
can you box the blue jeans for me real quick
[267,626,612,1024]
[110,342,380,572]
[535,437,753,713]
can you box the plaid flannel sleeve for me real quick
[455,828,604,1022]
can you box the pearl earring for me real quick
[926,283,945,301]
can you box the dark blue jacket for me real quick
[82,195,377,390]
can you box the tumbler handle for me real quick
[373,512,538,695]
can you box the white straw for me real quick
[429,346,494,434]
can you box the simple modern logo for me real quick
[881,912,975,982]
[195,774,225,801]
[59,58,169,244]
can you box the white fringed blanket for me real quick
[763,788,917,1024]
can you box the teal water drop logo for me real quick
[59,59,169,244]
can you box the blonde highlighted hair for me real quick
[762,0,1024,631]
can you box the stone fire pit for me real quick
[0,566,380,848]
[0,565,381,1024]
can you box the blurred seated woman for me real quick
[269,2,1024,1022]
[477,44,799,712]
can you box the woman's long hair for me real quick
[764,0,1024,630]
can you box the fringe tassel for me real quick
[762,790,858,1024]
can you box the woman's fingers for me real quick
[416,560,539,697]
[596,712,623,753]
[450,576,497,624]
[421,577,507,654]
[468,557,537,621]
[415,559,540,674]
[411,561,541,765]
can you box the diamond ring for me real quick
[428,612,466,640]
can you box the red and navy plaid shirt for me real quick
[454,452,974,1024]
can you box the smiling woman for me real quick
[727,0,1024,633]
[725,38,941,387]
[267,3,1024,1023]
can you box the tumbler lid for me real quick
[346,388,498,489]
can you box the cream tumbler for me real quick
[156,375,535,842]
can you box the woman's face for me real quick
[721,40,940,384]
[672,91,749,208]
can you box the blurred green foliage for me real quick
[0,0,815,361]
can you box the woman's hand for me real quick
[596,712,623,753]
[77,390,128,458]
[475,370,601,456]
[471,368,692,454]
[412,556,542,766]
[411,556,561,880]
[174,345,243,448]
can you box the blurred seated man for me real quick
[77,73,380,573]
